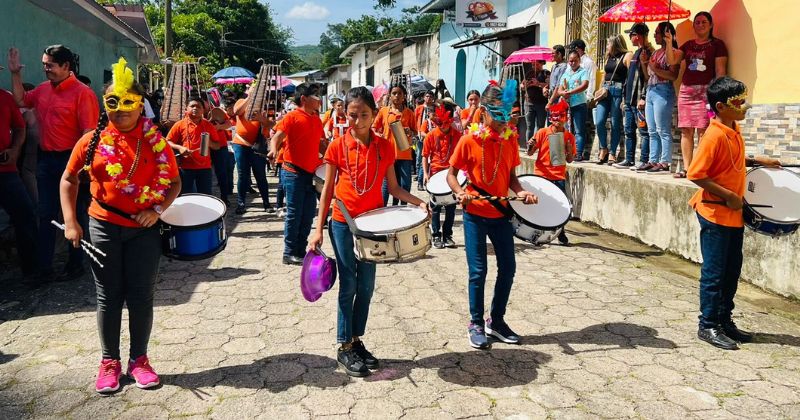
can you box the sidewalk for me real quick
[1,176,800,419]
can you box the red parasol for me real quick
[504,46,554,65]
[598,0,691,22]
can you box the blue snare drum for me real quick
[743,168,800,237]
[160,194,228,260]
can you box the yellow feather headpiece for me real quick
[104,57,142,113]
[111,57,135,97]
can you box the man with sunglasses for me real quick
[614,23,654,169]
[7,45,99,285]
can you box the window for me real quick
[564,0,582,46]
[597,0,622,63]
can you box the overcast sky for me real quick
[276,0,429,45]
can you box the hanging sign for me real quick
[456,0,508,28]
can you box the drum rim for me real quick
[511,174,572,228]
[163,239,227,261]
[353,206,430,235]
[160,193,228,229]
[426,170,467,195]
[744,167,800,223]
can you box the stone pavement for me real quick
[2,176,800,419]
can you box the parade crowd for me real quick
[0,10,785,394]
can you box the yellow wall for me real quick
[547,0,800,104]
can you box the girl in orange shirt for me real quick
[308,87,427,377]
[460,90,486,128]
[373,84,417,205]
[60,58,181,394]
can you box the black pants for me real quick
[89,217,161,360]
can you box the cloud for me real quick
[286,2,331,20]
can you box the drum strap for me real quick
[335,200,389,242]
[468,184,514,219]
[93,198,133,219]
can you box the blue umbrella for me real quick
[282,84,296,94]
[212,66,256,79]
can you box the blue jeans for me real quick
[226,149,235,196]
[569,103,588,156]
[276,165,285,208]
[180,168,213,195]
[646,83,676,164]
[0,172,38,275]
[415,138,424,188]
[594,85,624,154]
[463,212,516,325]
[623,105,650,163]
[232,144,270,208]
[210,148,231,198]
[330,220,377,343]
[282,168,316,258]
[697,214,744,329]
[37,150,89,271]
[431,203,456,238]
[525,102,547,141]
[382,159,413,205]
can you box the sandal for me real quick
[607,156,617,166]
[673,170,687,179]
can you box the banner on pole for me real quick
[455,0,508,28]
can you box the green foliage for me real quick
[319,7,442,69]
[291,45,324,72]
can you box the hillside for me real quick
[292,44,323,69]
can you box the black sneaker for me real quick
[557,231,569,246]
[235,204,246,215]
[443,237,456,248]
[486,318,520,344]
[698,327,739,350]
[351,340,379,369]
[337,345,370,377]
[433,236,444,249]
[612,160,635,168]
[721,320,754,343]
[468,323,490,349]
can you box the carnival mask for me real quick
[725,90,750,113]
[103,92,143,113]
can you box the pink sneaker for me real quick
[127,355,160,389]
[95,359,122,394]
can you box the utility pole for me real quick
[164,0,173,75]
[220,29,231,68]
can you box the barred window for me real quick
[565,0,582,46]
[597,0,622,63]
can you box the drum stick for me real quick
[702,200,773,208]
[51,221,106,268]
[473,195,523,201]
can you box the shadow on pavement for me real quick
[570,242,663,258]
[0,351,18,364]
[753,332,800,347]
[523,322,676,354]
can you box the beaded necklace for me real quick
[468,123,516,186]
[342,130,381,195]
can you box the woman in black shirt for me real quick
[594,35,630,164]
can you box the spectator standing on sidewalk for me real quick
[523,60,550,141]
[615,24,654,170]
[569,39,597,160]
[545,45,568,105]
[593,35,629,165]
[549,51,589,162]
[642,22,680,174]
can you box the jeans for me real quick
[210,148,231,198]
[549,179,569,242]
[330,220,376,343]
[463,212,516,325]
[89,217,161,360]
[431,203,456,238]
[283,169,316,258]
[569,103,588,156]
[697,214,744,329]
[415,138,425,188]
[232,144,270,208]
[623,105,650,163]
[0,172,38,275]
[179,168,213,195]
[276,165,285,208]
[646,83,676,164]
[382,159,413,206]
[226,149,235,196]
[36,150,89,272]
[525,102,547,141]
[594,85,624,154]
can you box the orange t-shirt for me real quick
[325,114,348,136]
[373,106,416,161]
[449,127,521,219]
[66,120,180,228]
[423,127,461,175]
[321,109,333,128]
[0,90,25,173]
[24,74,99,151]
[688,119,747,228]
[324,130,396,223]
[232,99,265,146]
[275,108,324,173]
[166,117,220,170]
[460,107,485,125]
[532,126,576,181]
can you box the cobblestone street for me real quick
[2,179,800,419]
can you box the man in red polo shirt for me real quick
[0,85,38,283]
[8,45,100,283]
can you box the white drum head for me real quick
[160,194,226,226]
[427,170,467,195]
[745,168,800,222]
[353,206,428,233]
[315,164,327,180]
[510,175,571,228]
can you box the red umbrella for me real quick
[598,0,691,22]
[504,46,554,65]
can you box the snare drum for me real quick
[426,170,467,207]
[160,194,228,260]
[509,175,572,245]
[314,164,327,194]
[743,167,800,237]
[351,206,431,263]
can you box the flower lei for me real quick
[468,123,516,141]
[95,119,172,206]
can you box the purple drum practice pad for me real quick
[300,248,337,302]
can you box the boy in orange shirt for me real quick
[526,99,575,245]
[422,103,461,248]
[687,77,780,350]
[166,98,221,195]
